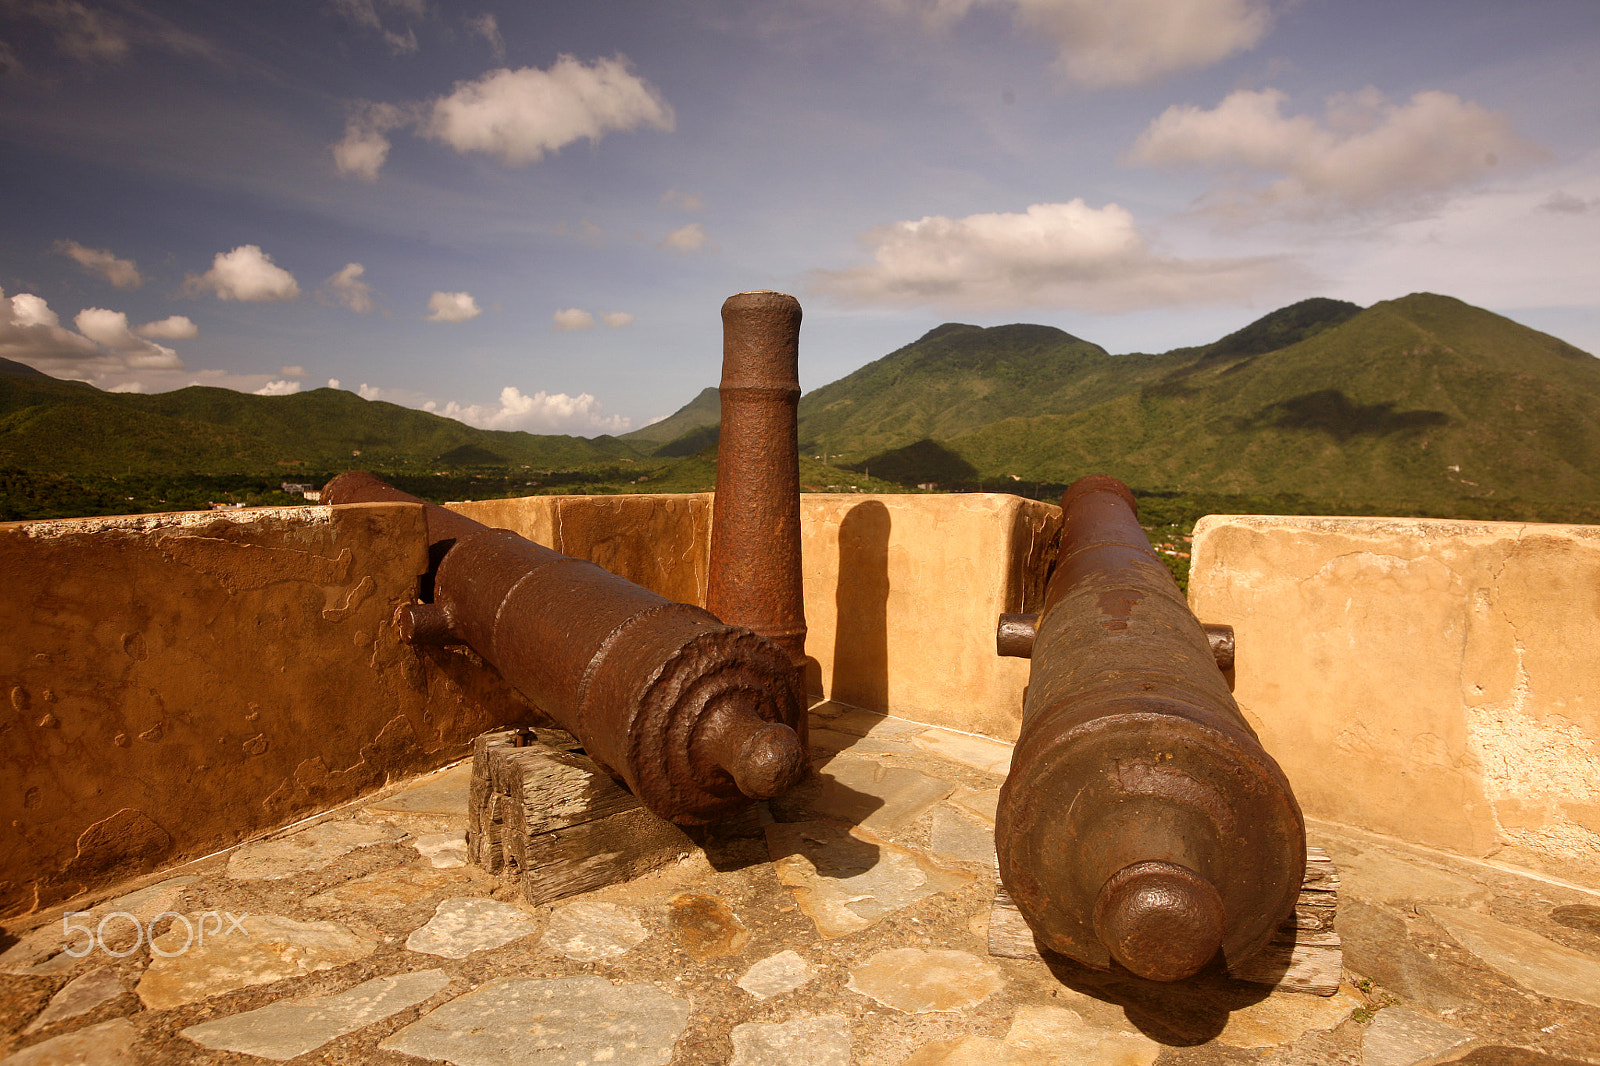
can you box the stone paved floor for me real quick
[3,700,1599,1065]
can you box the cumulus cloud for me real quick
[254,379,302,396]
[660,188,704,212]
[54,239,142,288]
[426,291,481,322]
[423,55,674,165]
[603,311,635,329]
[441,385,630,434]
[319,262,377,313]
[811,199,1299,311]
[135,315,198,340]
[332,55,672,179]
[661,223,707,252]
[552,307,596,331]
[333,102,410,181]
[331,0,421,55]
[1,288,192,387]
[467,12,505,62]
[1128,87,1544,215]
[888,0,1270,85]
[185,245,301,302]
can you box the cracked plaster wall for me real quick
[1,502,539,919]
[1189,515,1600,888]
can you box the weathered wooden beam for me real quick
[989,846,1342,996]
[467,730,699,907]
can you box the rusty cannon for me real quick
[994,475,1304,982]
[322,471,808,827]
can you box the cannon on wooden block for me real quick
[993,475,1305,983]
[322,471,808,827]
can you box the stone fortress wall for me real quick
[3,494,1596,919]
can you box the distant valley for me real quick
[5,292,1599,526]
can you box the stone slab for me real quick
[730,1015,850,1066]
[809,727,920,756]
[379,974,690,1066]
[136,913,377,1009]
[365,761,472,816]
[667,893,749,961]
[947,787,1000,825]
[1361,1006,1474,1066]
[1422,905,1600,1008]
[766,820,972,938]
[770,757,954,834]
[305,862,474,910]
[1326,844,1492,907]
[1,876,200,975]
[225,820,407,881]
[414,831,468,868]
[405,897,540,958]
[179,969,450,1061]
[737,950,818,999]
[539,901,651,962]
[902,1005,1161,1066]
[930,806,997,869]
[23,967,125,1035]
[846,948,1002,1013]
[911,729,1013,775]
[0,1018,137,1066]
[1213,984,1360,1048]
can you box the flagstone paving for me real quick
[4,702,1600,1065]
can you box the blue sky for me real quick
[3,0,1597,435]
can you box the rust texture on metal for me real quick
[321,472,807,826]
[994,474,1304,983]
[706,290,809,724]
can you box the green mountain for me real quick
[619,386,721,445]
[936,294,1600,507]
[0,378,634,476]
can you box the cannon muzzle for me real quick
[323,471,808,826]
[994,475,1304,982]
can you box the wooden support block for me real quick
[989,846,1343,996]
[467,730,699,907]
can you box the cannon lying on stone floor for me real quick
[322,470,809,828]
[994,474,1307,983]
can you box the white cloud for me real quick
[280,365,307,378]
[72,308,182,368]
[331,0,421,55]
[660,188,704,212]
[888,0,1270,85]
[54,239,142,288]
[320,262,377,313]
[811,199,1299,311]
[185,245,301,302]
[135,315,198,340]
[426,291,481,322]
[254,379,303,396]
[1129,88,1544,216]
[552,307,596,331]
[423,55,674,166]
[333,102,409,181]
[467,12,505,62]
[328,378,342,389]
[603,311,635,329]
[441,385,631,435]
[661,222,707,252]
[1,288,187,385]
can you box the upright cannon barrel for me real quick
[994,475,1304,982]
[323,471,808,826]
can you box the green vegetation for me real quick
[6,291,1599,600]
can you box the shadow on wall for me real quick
[829,500,891,712]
